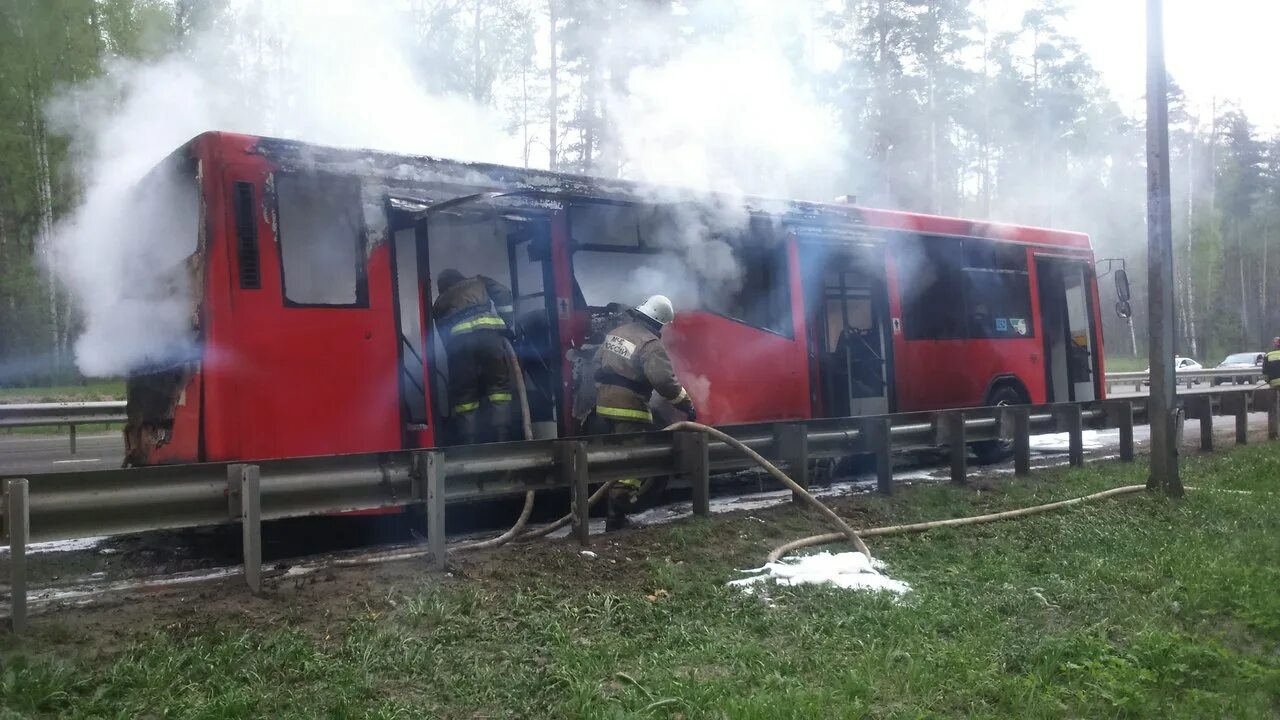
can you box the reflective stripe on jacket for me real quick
[1266,349,1280,387]
[431,276,513,339]
[594,319,688,422]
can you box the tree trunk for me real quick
[29,83,60,367]
[521,64,530,168]
[1238,223,1249,344]
[548,0,558,171]
[1262,217,1269,341]
[979,0,992,218]
[472,0,483,103]
[1184,124,1198,357]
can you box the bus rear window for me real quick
[276,173,367,307]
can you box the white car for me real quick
[1143,357,1203,385]
[1212,352,1264,386]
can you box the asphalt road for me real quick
[0,432,123,475]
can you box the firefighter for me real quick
[431,269,516,444]
[586,294,697,530]
[1265,337,1280,389]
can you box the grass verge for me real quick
[3,445,1280,718]
[0,380,125,404]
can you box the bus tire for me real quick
[972,383,1026,465]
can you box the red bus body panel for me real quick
[129,131,1105,467]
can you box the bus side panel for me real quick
[883,251,972,411]
[198,140,237,462]
[664,314,809,425]
[204,157,402,461]
[1090,269,1107,399]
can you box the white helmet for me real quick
[635,294,675,326]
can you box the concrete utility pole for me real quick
[1146,0,1182,496]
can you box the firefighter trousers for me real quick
[584,411,654,520]
[446,330,513,443]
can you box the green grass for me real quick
[4,446,1280,718]
[0,379,124,404]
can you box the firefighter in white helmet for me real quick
[586,294,697,530]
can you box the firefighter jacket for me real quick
[431,276,514,340]
[1265,349,1280,388]
[594,319,690,424]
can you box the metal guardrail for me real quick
[1105,368,1265,393]
[0,368,1267,450]
[3,387,1279,632]
[0,402,127,454]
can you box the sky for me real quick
[989,0,1280,132]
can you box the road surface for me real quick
[0,432,123,475]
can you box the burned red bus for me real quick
[124,131,1109,466]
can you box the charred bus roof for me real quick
[179,131,1091,250]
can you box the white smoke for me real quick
[48,1,517,376]
[49,0,841,376]
[600,0,844,315]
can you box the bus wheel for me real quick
[972,384,1024,465]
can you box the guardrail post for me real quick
[423,451,447,571]
[863,417,893,495]
[68,424,77,455]
[1110,401,1135,462]
[674,431,710,517]
[1195,396,1213,452]
[1227,393,1249,446]
[1053,405,1084,467]
[233,465,262,595]
[774,423,809,505]
[945,412,966,485]
[1012,407,1031,476]
[5,479,28,634]
[558,440,591,545]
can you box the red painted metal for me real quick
[128,130,1105,467]
[664,314,809,425]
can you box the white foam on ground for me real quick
[730,551,911,596]
[0,536,106,556]
[1029,429,1109,453]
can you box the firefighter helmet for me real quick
[635,295,675,326]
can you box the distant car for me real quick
[1211,352,1264,386]
[1143,357,1204,385]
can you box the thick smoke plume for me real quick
[50,0,841,376]
[49,1,515,376]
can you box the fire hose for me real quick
[452,368,1153,564]
[448,337,536,553]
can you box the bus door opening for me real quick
[386,204,431,448]
[1035,257,1098,402]
[801,242,891,418]
[409,198,561,444]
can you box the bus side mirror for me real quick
[1116,300,1132,319]
[1114,269,1131,302]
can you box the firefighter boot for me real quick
[605,479,641,531]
